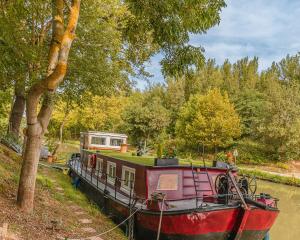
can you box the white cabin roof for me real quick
[81,131,127,138]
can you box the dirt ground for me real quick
[0,144,126,240]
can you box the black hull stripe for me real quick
[136,226,269,240]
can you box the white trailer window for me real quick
[110,138,123,146]
[91,136,106,145]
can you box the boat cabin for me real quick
[80,150,233,202]
[69,150,279,240]
[80,131,128,151]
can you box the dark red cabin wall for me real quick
[146,167,235,200]
[96,154,147,199]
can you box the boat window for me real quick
[96,157,103,175]
[91,136,106,145]
[107,161,116,184]
[157,174,178,191]
[121,166,135,192]
[110,138,123,146]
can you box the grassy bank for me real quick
[0,143,126,240]
[239,168,300,187]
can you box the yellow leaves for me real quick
[176,88,241,149]
[54,15,63,23]
[52,95,128,132]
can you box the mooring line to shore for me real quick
[77,199,149,240]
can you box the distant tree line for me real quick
[45,54,300,163]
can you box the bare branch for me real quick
[38,19,52,45]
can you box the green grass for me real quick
[64,139,80,146]
[239,168,300,187]
[54,142,80,165]
[0,144,21,192]
[0,143,126,240]
[36,174,55,189]
[101,150,155,165]
[100,150,212,167]
[102,149,300,187]
[37,167,126,239]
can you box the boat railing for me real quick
[69,157,136,206]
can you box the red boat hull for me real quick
[135,207,278,240]
[71,169,279,240]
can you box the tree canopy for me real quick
[175,89,241,151]
[122,91,170,147]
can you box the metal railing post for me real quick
[114,177,117,199]
[129,180,133,206]
[91,167,93,182]
[85,161,88,179]
[97,168,100,189]
[104,174,108,192]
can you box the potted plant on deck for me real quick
[154,142,179,166]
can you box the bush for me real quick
[156,143,163,158]
[236,139,268,164]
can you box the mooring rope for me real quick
[156,195,166,240]
[79,199,148,240]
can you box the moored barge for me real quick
[69,150,279,240]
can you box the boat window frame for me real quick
[96,157,104,176]
[157,173,179,191]
[107,161,117,185]
[121,166,135,193]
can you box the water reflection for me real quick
[257,180,300,240]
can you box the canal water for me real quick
[257,180,300,240]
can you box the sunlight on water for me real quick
[257,180,300,240]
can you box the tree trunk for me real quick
[17,124,42,212]
[17,0,81,213]
[7,83,25,138]
[144,138,147,152]
[52,114,67,157]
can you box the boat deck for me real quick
[69,160,234,212]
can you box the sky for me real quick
[137,0,300,89]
